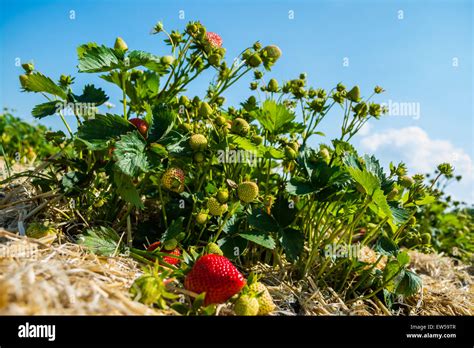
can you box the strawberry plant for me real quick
[5,19,468,313]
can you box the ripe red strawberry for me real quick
[129,118,149,137]
[184,254,246,305]
[206,32,223,48]
[147,241,181,266]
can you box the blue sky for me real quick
[0,0,472,202]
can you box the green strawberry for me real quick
[114,37,128,51]
[21,62,34,73]
[246,54,262,68]
[267,78,279,92]
[249,282,275,315]
[284,146,297,160]
[189,134,208,151]
[399,175,414,188]
[161,55,175,66]
[216,189,229,203]
[262,45,282,60]
[196,212,208,225]
[252,135,263,145]
[237,181,259,203]
[346,86,361,102]
[194,151,205,163]
[207,242,224,256]
[207,197,228,216]
[234,295,259,316]
[231,118,250,136]
[215,115,226,126]
[199,102,213,118]
[19,74,29,89]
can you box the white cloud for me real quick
[359,126,474,203]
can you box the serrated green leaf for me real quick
[218,236,248,259]
[394,270,422,297]
[77,226,122,256]
[113,170,144,209]
[253,100,295,134]
[148,105,176,143]
[78,45,120,73]
[280,227,304,261]
[375,236,399,256]
[248,209,279,233]
[73,84,109,105]
[32,101,59,119]
[347,166,380,195]
[113,131,148,176]
[238,230,276,249]
[128,50,168,74]
[77,114,133,150]
[286,177,317,196]
[160,217,185,243]
[272,196,298,228]
[23,72,67,99]
[61,171,89,196]
[397,251,410,266]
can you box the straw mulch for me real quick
[0,227,472,315]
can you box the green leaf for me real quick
[113,131,148,177]
[23,72,67,99]
[227,134,261,156]
[347,166,380,195]
[248,209,279,233]
[218,236,248,260]
[148,105,176,143]
[371,188,394,222]
[397,251,410,266]
[280,227,304,261]
[77,226,122,256]
[78,45,120,73]
[128,50,168,74]
[77,114,134,150]
[238,230,276,249]
[160,217,185,243]
[263,147,284,159]
[383,260,403,292]
[375,236,399,256]
[61,171,89,196]
[113,170,144,209]
[272,196,298,228]
[414,195,436,206]
[394,270,422,297]
[73,84,109,105]
[32,101,59,119]
[389,202,410,225]
[253,100,295,134]
[286,177,317,196]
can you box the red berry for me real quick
[206,32,223,48]
[129,118,149,137]
[146,242,181,266]
[184,254,246,305]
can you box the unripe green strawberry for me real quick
[267,78,279,92]
[231,118,250,136]
[161,167,185,193]
[130,275,160,305]
[374,85,384,94]
[252,135,263,145]
[207,242,223,256]
[59,74,73,87]
[237,181,259,203]
[199,102,213,118]
[26,222,57,239]
[216,189,229,203]
[262,45,282,60]
[215,96,225,106]
[164,238,178,250]
[208,53,221,66]
[114,37,128,51]
[207,197,228,216]
[189,134,208,151]
[21,62,34,73]
[386,187,399,200]
[175,232,186,242]
[249,282,275,315]
[284,146,297,160]
[346,86,361,102]
[161,55,175,66]
[196,212,208,225]
[246,54,262,68]
[234,295,259,316]
[421,233,431,244]
[194,151,205,163]
[399,175,414,188]
[184,254,246,305]
[215,115,226,126]
[317,149,330,163]
[179,95,189,106]
[19,74,29,89]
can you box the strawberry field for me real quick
[0,20,472,317]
